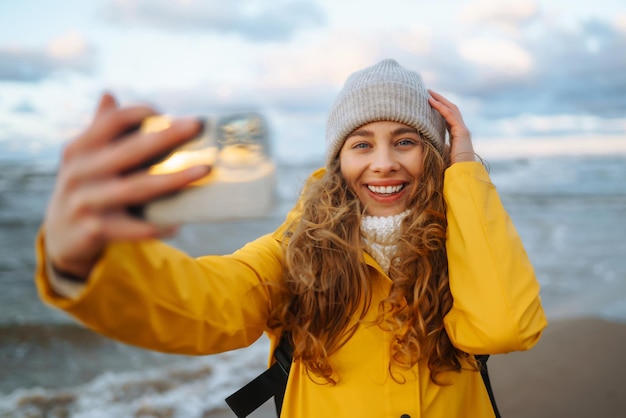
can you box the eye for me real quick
[352,142,371,149]
[397,138,418,147]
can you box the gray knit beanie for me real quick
[325,59,447,166]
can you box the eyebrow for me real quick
[346,126,421,139]
[391,127,421,137]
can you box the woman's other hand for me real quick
[428,90,476,164]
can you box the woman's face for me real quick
[339,121,425,217]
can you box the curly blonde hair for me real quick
[267,139,471,384]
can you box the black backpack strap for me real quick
[475,355,501,418]
[226,339,500,418]
[272,335,293,415]
[225,335,293,418]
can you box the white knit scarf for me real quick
[360,210,410,273]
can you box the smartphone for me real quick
[127,112,275,225]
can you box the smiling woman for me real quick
[34,58,546,418]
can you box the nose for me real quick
[370,146,399,173]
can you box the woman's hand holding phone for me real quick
[43,93,210,280]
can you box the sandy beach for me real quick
[490,317,626,418]
[207,317,626,418]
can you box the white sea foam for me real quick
[0,338,270,418]
[474,134,626,159]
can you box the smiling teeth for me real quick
[368,184,404,194]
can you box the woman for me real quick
[36,59,547,417]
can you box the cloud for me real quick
[500,19,626,119]
[0,49,48,81]
[11,100,38,114]
[257,30,383,87]
[119,29,390,115]
[458,37,533,76]
[101,0,326,41]
[460,0,539,26]
[417,16,626,127]
[0,31,95,82]
[115,80,333,164]
[121,78,336,118]
[113,15,623,142]
[616,13,626,33]
[48,31,91,59]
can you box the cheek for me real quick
[339,155,356,184]
[340,170,359,194]
[406,150,426,178]
[339,167,363,200]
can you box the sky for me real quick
[1,0,625,163]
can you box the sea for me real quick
[1,150,626,417]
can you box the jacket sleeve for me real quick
[443,162,547,354]
[34,231,284,355]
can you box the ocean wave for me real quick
[0,324,270,418]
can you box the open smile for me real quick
[366,183,406,196]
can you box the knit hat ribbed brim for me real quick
[325,59,446,166]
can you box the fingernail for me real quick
[189,165,212,177]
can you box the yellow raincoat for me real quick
[35,162,547,417]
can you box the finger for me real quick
[98,211,178,241]
[428,89,456,107]
[428,91,465,124]
[70,165,211,213]
[104,217,181,241]
[428,90,463,119]
[55,118,203,199]
[428,95,454,119]
[94,92,118,119]
[62,93,119,162]
[79,117,203,179]
[84,105,158,151]
[64,101,159,161]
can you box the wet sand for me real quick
[207,317,626,418]
[490,317,626,418]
